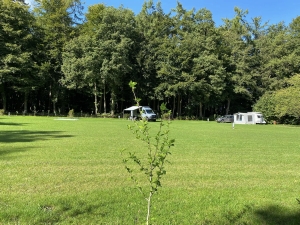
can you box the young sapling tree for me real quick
[122,81,175,225]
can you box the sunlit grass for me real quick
[0,116,300,224]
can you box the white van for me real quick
[140,106,157,121]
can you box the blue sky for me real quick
[81,0,300,26]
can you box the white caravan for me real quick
[233,112,266,124]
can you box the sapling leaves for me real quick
[122,81,175,225]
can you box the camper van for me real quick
[234,112,266,124]
[140,106,157,121]
[123,106,157,121]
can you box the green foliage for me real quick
[33,0,83,113]
[0,109,4,115]
[254,74,300,124]
[160,103,171,120]
[122,81,175,225]
[0,0,44,112]
[62,5,138,115]
[3,1,300,124]
[253,92,277,123]
[274,87,300,124]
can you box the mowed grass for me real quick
[0,116,300,224]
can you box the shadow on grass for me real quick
[212,204,300,224]
[255,204,300,225]
[34,195,124,224]
[0,146,32,159]
[0,121,28,126]
[0,117,28,126]
[0,130,73,143]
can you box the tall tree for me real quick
[0,0,42,113]
[156,4,225,118]
[33,0,83,114]
[219,7,259,113]
[188,8,225,117]
[79,4,138,115]
[61,35,102,114]
[136,0,172,110]
[255,23,292,93]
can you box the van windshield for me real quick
[145,109,154,114]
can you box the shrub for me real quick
[161,112,171,120]
[68,109,74,117]
[123,113,130,119]
[100,113,111,118]
[253,91,277,123]
[0,109,4,116]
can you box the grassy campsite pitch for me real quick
[0,116,300,224]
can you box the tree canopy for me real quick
[1,0,300,123]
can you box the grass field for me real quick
[0,116,300,224]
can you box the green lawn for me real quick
[0,116,300,224]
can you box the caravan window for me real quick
[236,114,243,121]
[248,115,252,122]
[257,115,261,118]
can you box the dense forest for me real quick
[1,0,300,123]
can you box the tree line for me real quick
[1,0,300,123]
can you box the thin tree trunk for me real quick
[0,83,7,112]
[49,84,52,112]
[177,94,181,117]
[103,83,106,113]
[24,91,28,114]
[146,192,153,225]
[226,98,231,115]
[94,82,98,115]
[53,88,57,115]
[172,95,176,119]
[53,101,56,115]
[110,91,115,116]
[199,102,203,118]
[99,94,102,114]
[153,97,155,111]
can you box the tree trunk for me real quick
[24,91,28,114]
[199,102,203,118]
[110,91,116,115]
[103,83,106,113]
[99,94,102,114]
[226,98,231,115]
[49,84,58,114]
[53,101,56,115]
[172,95,176,119]
[0,83,7,112]
[177,94,182,117]
[152,97,156,111]
[49,84,52,112]
[94,82,98,115]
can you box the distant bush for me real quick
[0,109,4,116]
[68,109,74,117]
[100,113,112,118]
[123,113,130,119]
[161,112,171,120]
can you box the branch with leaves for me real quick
[122,81,175,225]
